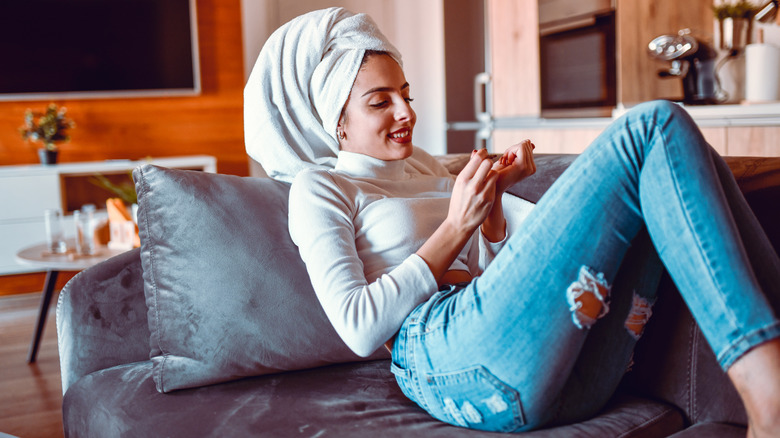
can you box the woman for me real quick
[245,8,780,436]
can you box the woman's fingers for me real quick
[489,139,538,193]
[496,139,533,167]
[472,156,493,186]
[448,149,498,232]
[459,149,490,181]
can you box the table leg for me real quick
[27,270,59,364]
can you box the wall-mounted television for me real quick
[0,0,201,101]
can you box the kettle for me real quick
[648,29,719,105]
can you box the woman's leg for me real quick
[707,146,780,437]
[635,107,780,370]
[546,228,664,426]
[393,100,780,432]
[584,103,780,434]
[708,148,780,312]
[632,105,780,438]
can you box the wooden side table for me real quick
[15,241,128,363]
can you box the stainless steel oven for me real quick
[539,0,616,117]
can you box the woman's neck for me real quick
[335,150,408,180]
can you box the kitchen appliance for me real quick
[648,29,719,105]
[538,0,617,117]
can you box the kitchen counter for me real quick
[617,101,780,127]
[459,101,780,131]
[448,101,779,156]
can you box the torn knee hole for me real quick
[625,293,654,340]
[566,266,611,329]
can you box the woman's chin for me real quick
[391,143,414,160]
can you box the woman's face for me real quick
[338,54,416,161]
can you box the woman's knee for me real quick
[629,100,705,153]
[630,99,690,123]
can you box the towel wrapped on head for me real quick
[244,7,402,183]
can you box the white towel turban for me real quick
[244,7,402,182]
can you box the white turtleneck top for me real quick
[288,148,507,357]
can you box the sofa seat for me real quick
[63,358,683,437]
[666,423,748,438]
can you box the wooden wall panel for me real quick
[0,272,76,298]
[700,126,728,155]
[488,0,540,118]
[727,126,780,156]
[490,124,780,158]
[492,128,604,154]
[0,0,248,176]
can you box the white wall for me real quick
[240,0,446,175]
[392,0,446,156]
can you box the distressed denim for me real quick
[391,100,780,432]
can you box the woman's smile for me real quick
[389,127,412,143]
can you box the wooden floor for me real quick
[0,292,64,438]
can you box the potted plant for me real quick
[712,0,759,51]
[19,103,76,165]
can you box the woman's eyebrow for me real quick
[362,82,410,97]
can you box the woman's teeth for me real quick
[391,131,408,138]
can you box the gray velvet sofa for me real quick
[56,154,780,437]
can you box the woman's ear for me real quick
[337,118,347,141]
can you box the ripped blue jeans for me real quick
[390,100,780,432]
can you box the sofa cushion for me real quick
[133,165,388,393]
[62,359,684,438]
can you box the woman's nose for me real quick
[395,99,413,121]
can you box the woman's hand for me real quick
[492,139,536,194]
[446,149,499,234]
[478,140,536,242]
[416,150,498,285]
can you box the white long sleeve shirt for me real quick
[288,148,506,357]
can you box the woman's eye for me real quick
[369,97,413,108]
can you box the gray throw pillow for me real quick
[133,165,388,393]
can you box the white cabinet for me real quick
[0,155,216,275]
[0,173,61,221]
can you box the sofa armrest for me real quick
[437,153,578,204]
[56,248,151,394]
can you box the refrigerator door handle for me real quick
[474,72,493,150]
[474,72,492,123]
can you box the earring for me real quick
[338,130,346,141]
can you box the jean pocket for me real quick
[390,362,419,404]
[424,365,525,432]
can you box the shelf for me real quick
[0,155,217,178]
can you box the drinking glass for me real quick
[74,209,97,256]
[44,209,67,254]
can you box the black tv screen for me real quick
[0,0,201,101]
